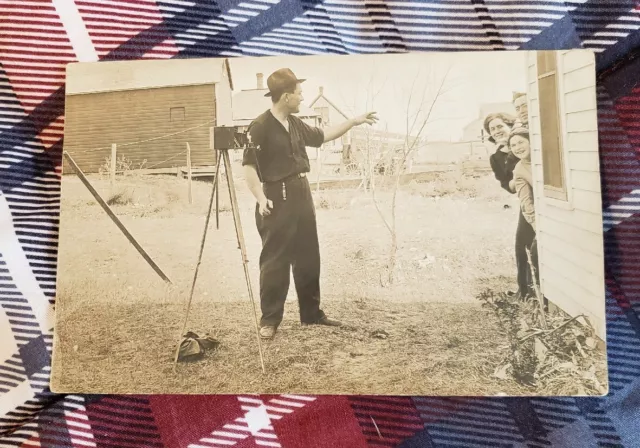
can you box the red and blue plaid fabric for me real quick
[1,1,639,447]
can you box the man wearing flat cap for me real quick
[242,67,378,339]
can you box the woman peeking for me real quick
[484,112,518,194]
[484,113,535,300]
[508,127,539,291]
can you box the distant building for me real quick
[349,126,424,172]
[63,58,234,174]
[308,86,352,165]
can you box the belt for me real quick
[265,172,306,184]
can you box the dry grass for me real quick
[53,282,532,396]
[477,289,608,396]
[406,170,504,201]
[53,169,552,395]
[106,187,135,206]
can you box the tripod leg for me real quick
[215,152,220,229]
[222,150,266,374]
[173,152,222,367]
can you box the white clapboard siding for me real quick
[566,130,599,152]
[527,49,606,340]
[570,170,601,193]
[566,109,599,133]
[568,152,601,172]
[536,200,602,235]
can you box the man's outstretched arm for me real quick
[323,112,379,143]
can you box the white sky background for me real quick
[227,51,529,142]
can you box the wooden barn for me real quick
[63,57,233,174]
[526,49,606,339]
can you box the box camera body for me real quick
[213,126,254,151]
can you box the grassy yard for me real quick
[52,169,536,396]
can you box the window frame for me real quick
[536,51,569,203]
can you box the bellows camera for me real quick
[213,126,254,151]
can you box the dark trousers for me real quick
[515,209,537,295]
[255,176,325,327]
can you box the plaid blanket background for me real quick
[1,1,639,447]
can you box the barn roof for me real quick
[65,57,233,95]
[232,88,320,126]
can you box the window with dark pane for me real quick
[536,51,566,197]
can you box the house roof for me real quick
[66,57,233,95]
[232,88,320,124]
[308,90,350,120]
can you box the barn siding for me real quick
[527,50,606,339]
[63,83,216,174]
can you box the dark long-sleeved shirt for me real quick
[489,146,519,194]
[242,110,325,183]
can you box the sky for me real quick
[227,51,529,142]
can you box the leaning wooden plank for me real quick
[63,151,172,284]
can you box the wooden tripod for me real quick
[174,148,266,374]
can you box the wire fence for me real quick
[64,120,216,155]
[61,119,224,189]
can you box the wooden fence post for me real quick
[186,142,193,204]
[110,143,117,188]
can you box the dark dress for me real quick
[489,146,536,297]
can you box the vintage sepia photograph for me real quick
[51,50,608,396]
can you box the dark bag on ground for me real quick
[177,331,220,362]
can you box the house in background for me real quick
[308,86,352,166]
[526,49,605,339]
[63,58,233,173]
[349,127,424,173]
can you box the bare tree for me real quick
[337,64,389,192]
[367,65,458,286]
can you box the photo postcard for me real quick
[50,49,608,396]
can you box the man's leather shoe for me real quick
[259,326,277,339]
[303,316,342,327]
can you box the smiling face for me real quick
[513,95,528,125]
[488,118,511,145]
[509,134,531,161]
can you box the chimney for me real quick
[319,86,324,95]
[257,73,264,89]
